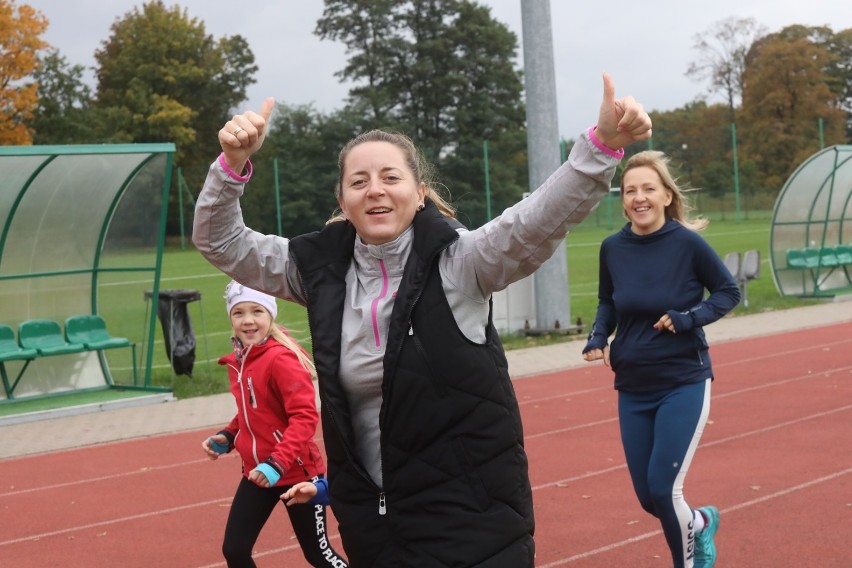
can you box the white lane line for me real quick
[536,467,852,566]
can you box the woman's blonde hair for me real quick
[326,129,456,224]
[620,150,707,231]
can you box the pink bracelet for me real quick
[588,126,625,160]
[218,152,253,182]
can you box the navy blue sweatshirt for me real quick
[584,220,741,392]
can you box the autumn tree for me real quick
[0,0,47,145]
[826,27,852,139]
[686,17,767,121]
[739,26,846,189]
[94,0,257,165]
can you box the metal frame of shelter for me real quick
[0,143,175,403]
[770,145,852,298]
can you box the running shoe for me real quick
[694,506,719,568]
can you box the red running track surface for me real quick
[1,322,850,567]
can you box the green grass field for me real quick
[152,213,824,399]
[3,211,825,411]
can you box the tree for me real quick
[94,1,257,165]
[740,26,846,188]
[30,48,96,144]
[247,102,344,235]
[316,0,527,227]
[0,0,47,145]
[686,17,767,120]
[825,27,852,140]
[315,0,400,125]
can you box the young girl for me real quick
[583,151,740,568]
[202,280,347,568]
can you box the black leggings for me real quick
[222,476,348,567]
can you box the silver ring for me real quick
[233,127,244,136]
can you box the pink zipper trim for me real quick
[371,259,390,348]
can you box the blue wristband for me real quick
[255,462,281,486]
[209,438,230,454]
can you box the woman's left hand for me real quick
[594,72,652,151]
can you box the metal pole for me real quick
[177,167,185,250]
[273,158,283,236]
[483,140,492,221]
[731,123,742,223]
[521,0,569,331]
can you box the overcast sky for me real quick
[26,0,852,139]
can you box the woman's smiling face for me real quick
[338,141,426,246]
[622,165,673,235]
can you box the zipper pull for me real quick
[248,377,257,408]
[378,492,386,515]
[297,456,310,477]
[408,325,413,336]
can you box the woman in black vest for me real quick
[194,73,651,567]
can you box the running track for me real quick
[1,322,850,567]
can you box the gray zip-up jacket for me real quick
[192,130,618,486]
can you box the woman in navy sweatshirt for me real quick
[583,151,740,568]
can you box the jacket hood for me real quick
[218,335,276,366]
[618,218,681,244]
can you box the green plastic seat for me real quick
[0,324,38,362]
[18,319,86,356]
[65,315,131,350]
[802,247,822,268]
[818,247,840,267]
[835,244,852,265]
[786,248,808,269]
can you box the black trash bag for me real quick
[153,289,201,376]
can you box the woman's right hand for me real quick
[583,346,610,367]
[218,97,275,175]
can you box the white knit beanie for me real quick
[224,280,277,320]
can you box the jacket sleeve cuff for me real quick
[217,430,236,449]
[255,462,281,486]
[588,126,625,160]
[217,152,253,182]
[583,334,608,353]
[666,309,695,332]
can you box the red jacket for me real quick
[218,335,325,486]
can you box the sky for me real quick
[25,0,852,139]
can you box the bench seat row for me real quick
[0,315,135,399]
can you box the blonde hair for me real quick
[620,150,707,231]
[326,129,456,224]
[268,325,316,378]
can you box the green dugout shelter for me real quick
[770,144,852,298]
[0,143,174,402]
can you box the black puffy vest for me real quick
[289,202,534,567]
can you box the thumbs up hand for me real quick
[219,97,276,174]
[593,73,652,152]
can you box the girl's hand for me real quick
[281,481,318,506]
[248,468,272,488]
[202,434,229,460]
